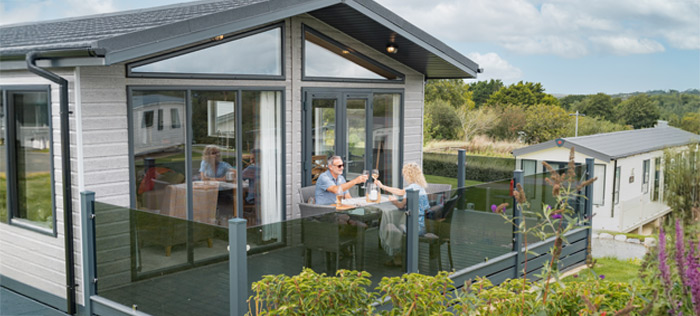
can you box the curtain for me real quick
[259,91,282,240]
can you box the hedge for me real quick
[423,153,514,182]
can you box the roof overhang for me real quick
[0,0,478,78]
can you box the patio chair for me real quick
[299,185,317,204]
[299,203,357,272]
[426,183,452,206]
[426,194,460,270]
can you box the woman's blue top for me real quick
[405,183,430,235]
[199,160,233,179]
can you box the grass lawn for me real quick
[564,257,642,284]
[424,174,482,188]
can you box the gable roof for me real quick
[0,0,478,78]
[512,125,700,162]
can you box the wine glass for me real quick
[361,170,369,189]
[371,169,379,182]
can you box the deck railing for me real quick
[79,151,594,316]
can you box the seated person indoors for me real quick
[199,145,235,181]
[314,155,368,205]
[241,149,259,204]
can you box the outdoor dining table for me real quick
[331,195,406,266]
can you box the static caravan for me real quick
[513,122,699,234]
[0,0,479,314]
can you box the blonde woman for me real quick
[374,162,431,235]
[199,145,235,181]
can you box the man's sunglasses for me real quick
[334,164,344,168]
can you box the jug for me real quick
[366,182,380,203]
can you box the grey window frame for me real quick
[301,87,404,187]
[126,23,286,81]
[652,157,661,201]
[127,85,287,223]
[614,166,621,205]
[0,85,57,236]
[301,25,405,84]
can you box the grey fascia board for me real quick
[346,0,479,77]
[512,140,557,156]
[0,57,105,70]
[99,0,342,65]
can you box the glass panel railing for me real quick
[520,164,588,246]
[94,202,230,316]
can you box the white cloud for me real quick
[590,36,665,55]
[466,52,522,82]
[376,0,699,56]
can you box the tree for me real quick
[615,94,661,128]
[664,144,700,224]
[486,81,559,108]
[574,93,615,121]
[523,104,569,143]
[468,79,504,108]
[458,106,499,142]
[487,105,527,141]
[679,112,700,134]
[559,95,586,110]
[424,79,474,109]
[424,99,462,141]
[565,116,630,137]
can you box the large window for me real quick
[303,26,403,81]
[129,26,283,79]
[131,88,284,230]
[0,87,54,231]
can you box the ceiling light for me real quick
[213,35,224,41]
[386,43,398,54]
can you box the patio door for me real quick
[303,89,402,191]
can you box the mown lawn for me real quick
[424,174,482,188]
[564,257,642,284]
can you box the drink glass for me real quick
[361,170,369,189]
[371,169,379,181]
[336,191,344,205]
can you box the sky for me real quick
[1,0,699,95]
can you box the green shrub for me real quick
[422,153,514,182]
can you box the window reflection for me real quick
[304,29,402,80]
[372,93,401,188]
[0,92,6,223]
[131,28,282,77]
[10,90,52,229]
[192,90,237,225]
[241,91,283,241]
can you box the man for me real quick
[315,155,368,205]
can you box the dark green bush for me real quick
[423,153,514,182]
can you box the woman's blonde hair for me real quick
[202,145,222,165]
[402,162,427,188]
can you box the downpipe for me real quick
[26,51,76,315]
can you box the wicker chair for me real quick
[299,203,357,272]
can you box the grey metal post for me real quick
[457,149,466,188]
[512,170,524,279]
[229,218,248,316]
[585,158,595,258]
[80,191,97,316]
[405,189,419,274]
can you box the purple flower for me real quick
[684,238,700,315]
[659,227,678,315]
[551,213,562,219]
[491,204,498,212]
[599,274,605,279]
[545,205,552,211]
[573,274,579,278]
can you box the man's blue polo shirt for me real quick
[315,170,346,205]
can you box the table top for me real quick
[333,195,394,210]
